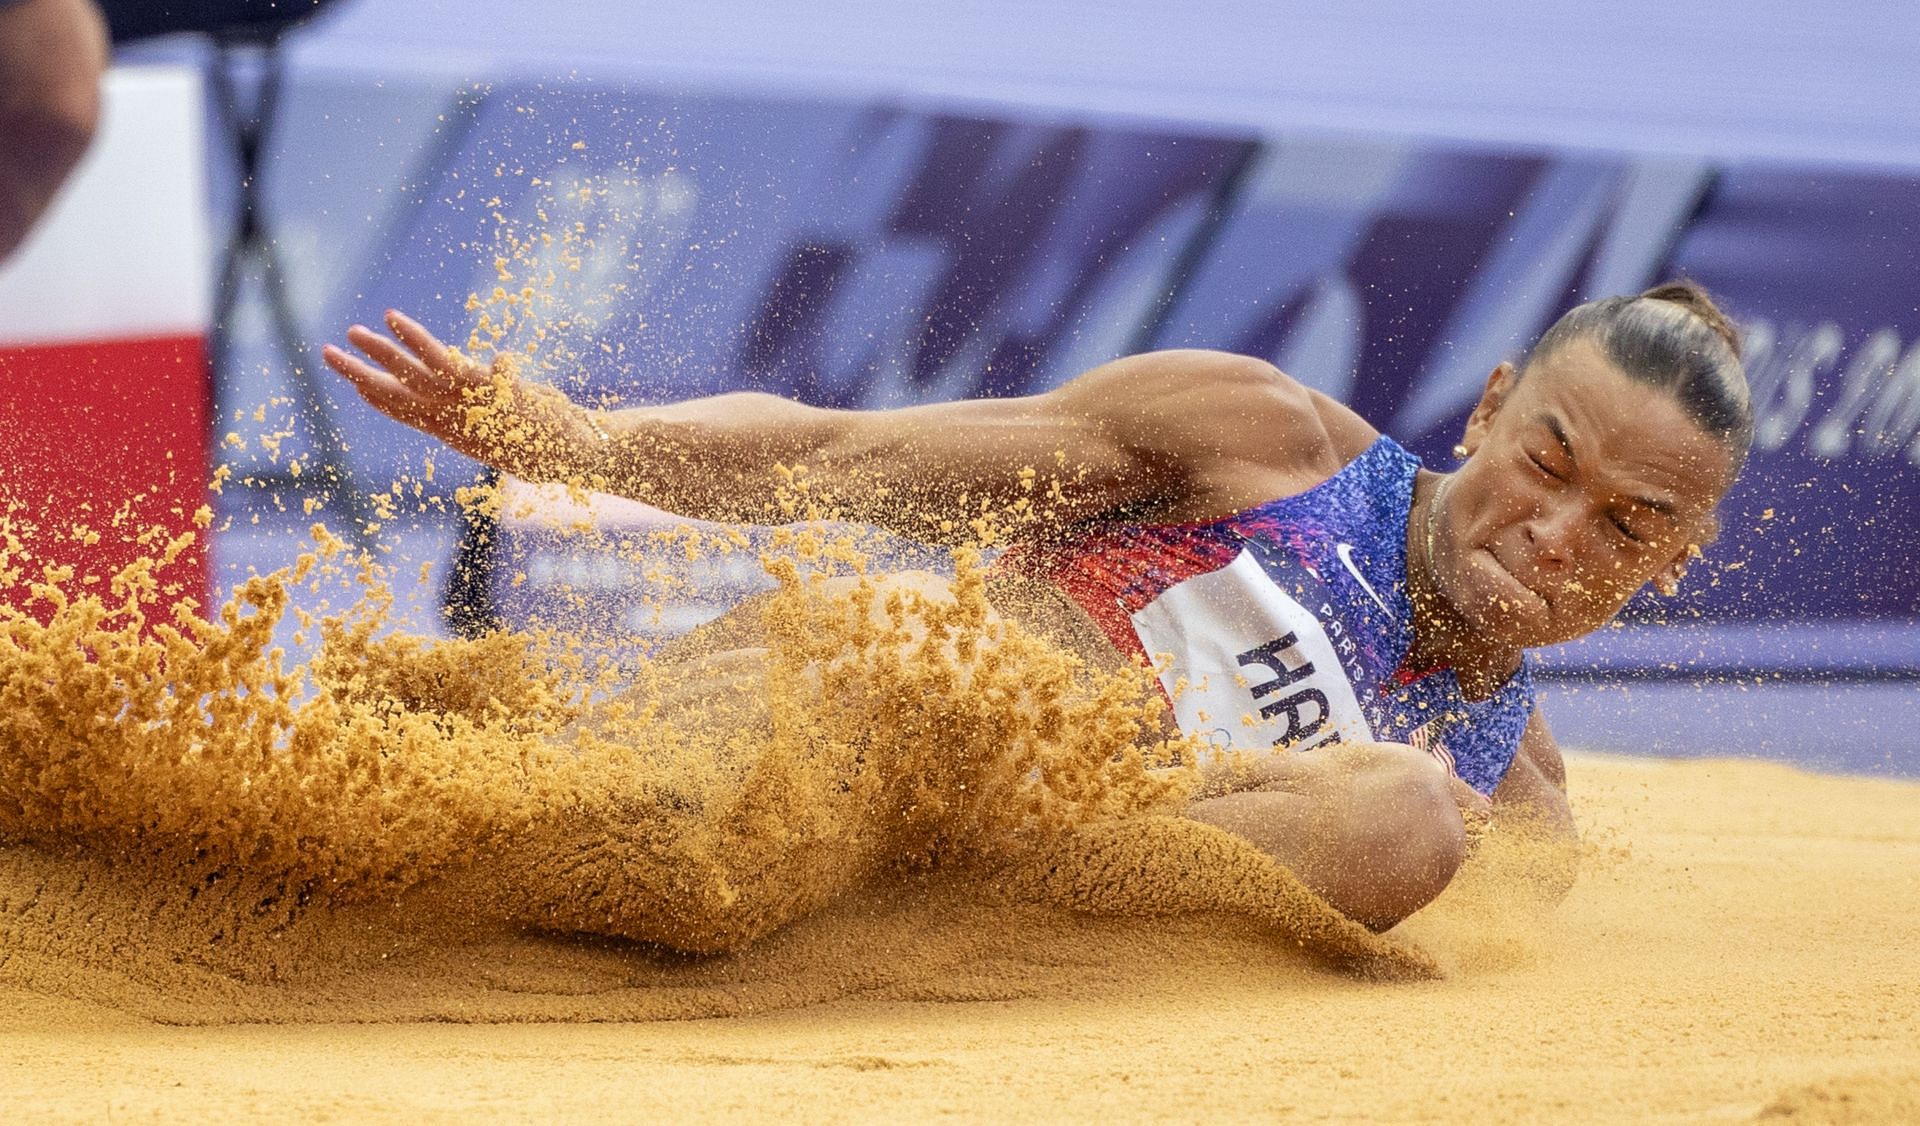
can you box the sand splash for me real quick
[0,487,1442,1024]
[0,163,1450,1023]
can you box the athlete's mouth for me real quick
[1482,547,1551,613]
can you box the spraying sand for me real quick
[2,520,1916,1121]
[3,184,1913,1120]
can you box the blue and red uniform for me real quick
[997,435,1535,797]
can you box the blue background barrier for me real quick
[128,1,1919,774]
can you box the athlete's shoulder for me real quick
[1060,349,1314,421]
[1301,386,1383,462]
[1054,348,1275,398]
[1051,350,1382,489]
[1079,347,1296,389]
[1115,349,1383,458]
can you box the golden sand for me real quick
[4,492,1917,1121]
[0,751,1913,1122]
[4,181,1914,1120]
[0,500,1431,988]
[2,440,1914,1124]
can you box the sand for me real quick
[1,495,1915,1122]
[4,191,1913,1120]
[2,443,1911,1124]
[0,751,1912,1123]
[1,506,1910,1123]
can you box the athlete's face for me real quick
[1434,339,1738,649]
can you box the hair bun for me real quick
[1640,279,1742,361]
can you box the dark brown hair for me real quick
[1526,279,1753,466]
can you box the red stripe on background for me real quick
[0,333,210,618]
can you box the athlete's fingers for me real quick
[323,342,427,414]
[343,323,428,380]
[345,324,456,399]
[322,341,385,388]
[384,309,468,383]
[323,344,441,429]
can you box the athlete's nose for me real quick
[1522,499,1579,572]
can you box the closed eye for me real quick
[1609,513,1646,544]
[1527,450,1560,479]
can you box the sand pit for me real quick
[0,751,1914,1122]
[0,360,1911,1117]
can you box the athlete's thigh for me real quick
[636,570,988,725]
[815,568,1003,656]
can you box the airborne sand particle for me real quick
[0,499,1435,1024]
[1,169,1435,1024]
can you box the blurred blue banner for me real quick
[206,73,1918,681]
[1659,166,1920,623]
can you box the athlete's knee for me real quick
[1321,742,1467,931]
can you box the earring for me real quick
[1452,443,1469,459]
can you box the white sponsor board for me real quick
[0,66,208,345]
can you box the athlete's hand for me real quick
[322,310,601,482]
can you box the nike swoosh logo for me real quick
[1336,542,1392,615]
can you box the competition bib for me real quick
[1129,548,1374,756]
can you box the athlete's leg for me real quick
[591,578,1461,938]
[1184,742,1469,931]
[497,569,984,952]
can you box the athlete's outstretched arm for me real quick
[322,310,1300,543]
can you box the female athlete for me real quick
[322,281,1750,932]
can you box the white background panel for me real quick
[0,66,209,345]
[285,0,1920,168]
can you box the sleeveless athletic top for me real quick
[995,435,1536,797]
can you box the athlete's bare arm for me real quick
[1490,712,1580,890]
[322,310,1340,544]
[1183,718,1575,928]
